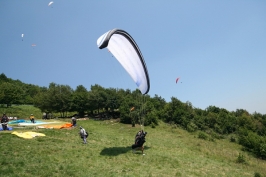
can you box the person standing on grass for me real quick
[1,113,9,130]
[71,117,77,127]
[30,114,35,123]
[79,126,88,144]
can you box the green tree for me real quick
[20,84,41,104]
[206,105,220,114]
[71,85,90,117]
[119,98,132,124]
[0,73,9,83]
[0,82,23,107]
[162,97,186,125]
[57,84,73,117]
[88,84,108,114]
[33,83,73,117]
[33,88,51,113]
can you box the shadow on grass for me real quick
[100,146,151,156]
[100,146,131,156]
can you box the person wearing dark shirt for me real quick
[1,113,9,130]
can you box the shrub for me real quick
[254,172,261,177]
[186,122,198,132]
[151,122,156,128]
[210,131,224,140]
[236,153,246,164]
[259,143,266,159]
[230,136,236,142]
[198,132,209,140]
[169,121,178,129]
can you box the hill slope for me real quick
[1,119,266,177]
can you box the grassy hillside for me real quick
[0,105,73,119]
[1,117,266,177]
[0,105,45,119]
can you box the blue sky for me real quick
[1,1,265,114]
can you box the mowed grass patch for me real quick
[0,105,44,119]
[1,119,266,177]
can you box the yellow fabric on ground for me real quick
[12,131,46,139]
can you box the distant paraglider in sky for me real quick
[176,77,180,83]
[31,44,36,47]
[97,29,150,95]
[48,1,54,7]
[21,34,24,41]
[176,77,182,84]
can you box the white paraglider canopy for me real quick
[48,1,54,7]
[97,29,150,95]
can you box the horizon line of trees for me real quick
[1,73,266,159]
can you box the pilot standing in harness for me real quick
[132,130,147,154]
[79,126,88,144]
[1,113,9,130]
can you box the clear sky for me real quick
[1,1,265,114]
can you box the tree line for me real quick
[1,73,266,159]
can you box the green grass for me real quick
[1,119,266,177]
[0,105,45,119]
[0,104,73,119]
